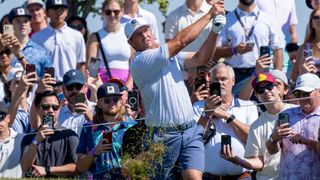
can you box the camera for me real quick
[221,135,231,154]
[303,49,313,60]
[42,115,54,129]
[278,113,289,126]
[128,89,139,111]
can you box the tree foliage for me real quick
[0,0,169,19]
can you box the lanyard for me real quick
[234,9,260,41]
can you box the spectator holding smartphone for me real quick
[76,83,136,179]
[1,7,52,77]
[193,63,258,179]
[20,91,78,178]
[266,73,320,179]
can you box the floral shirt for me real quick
[12,40,52,77]
[279,106,320,180]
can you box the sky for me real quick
[0,0,312,44]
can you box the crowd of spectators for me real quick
[0,0,319,179]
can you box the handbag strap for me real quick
[95,32,113,79]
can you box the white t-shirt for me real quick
[193,97,258,175]
[97,27,131,70]
[245,103,297,180]
[0,129,23,178]
[32,23,86,80]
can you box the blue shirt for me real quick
[12,40,52,77]
[76,119,137,179]
[130,44,194,127]
[12,108,31,134]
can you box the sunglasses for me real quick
[103,96,121,104]
[0,48,12,56]
[293,91,311,98]
[70,24,84,31]
[0,112,7,121]
[312,16,320,20]
[256,83,275,94]
[104,9,121,16]
[66,84,83,91]
[40,104,60,111]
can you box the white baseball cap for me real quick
[124,17,150,40]
[293,73,320,93]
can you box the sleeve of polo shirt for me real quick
[130,44,169,81]
[76,35,86,63]
[164,12,178,40]
[269,17,285,49]
[289,0,298,25]
[244,124,261,158]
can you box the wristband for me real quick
[32,138,39,146]
[269,134,278,144]
[231,47,237,55]
[238,158,244,167]
[90,148,98,157]
[226,114,236,124]
[45,166,50,177]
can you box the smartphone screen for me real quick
[3,24,14,36]
[26,64,36,78]
[44,67,55,78]
[221,135,231,154]
[210,82,221,96]
[303,49,313,60]
[260,46,271,57]
[88,57,101,78]
[103,131,112,144]
[42,115,54,129]
[75,93,85,104]
[128,89,139,111]
[278,113,289,126]
[194,76,207,91]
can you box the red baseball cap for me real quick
[252,73,276,90]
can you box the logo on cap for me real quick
[131,19,140,29]
[107,86,115,94]
[55,0,62,4]
[256,74,267,83]
[17,8,25,15]
[72,72,76,76]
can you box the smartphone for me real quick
[88,57,101,78]
[103,131,112,144]
[210,82,221,96]
[221,135,231,154]
[42,115,54,129]
[3,24,14,36]
[44,67,55,78]
[128,89,139,111]
[278,113,289,126]
[260,46,271,57]
[194,76,207,91]
[26,64,36,78]
[75,93,85,104]
[303,49,313,60]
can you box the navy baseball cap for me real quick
[63,69,85,87]
[46,0,68,9]
[97,83,122,99]
[8,7,31,23]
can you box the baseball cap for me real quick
[252,73,276,90]
[0,101,7,114]
[7,64,24,82]
[269,70,288,86]
[63,69,85,87]
[125,17,150,40]
[108,78,127,92]
[24,0,45,9]
[46,0,68,9]
[8,7,32,23]
[292,73,320,93]
[97,83,122,99]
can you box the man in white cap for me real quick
[266,73,320,179]
[24,0,48,37]
[125,2,226,179]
